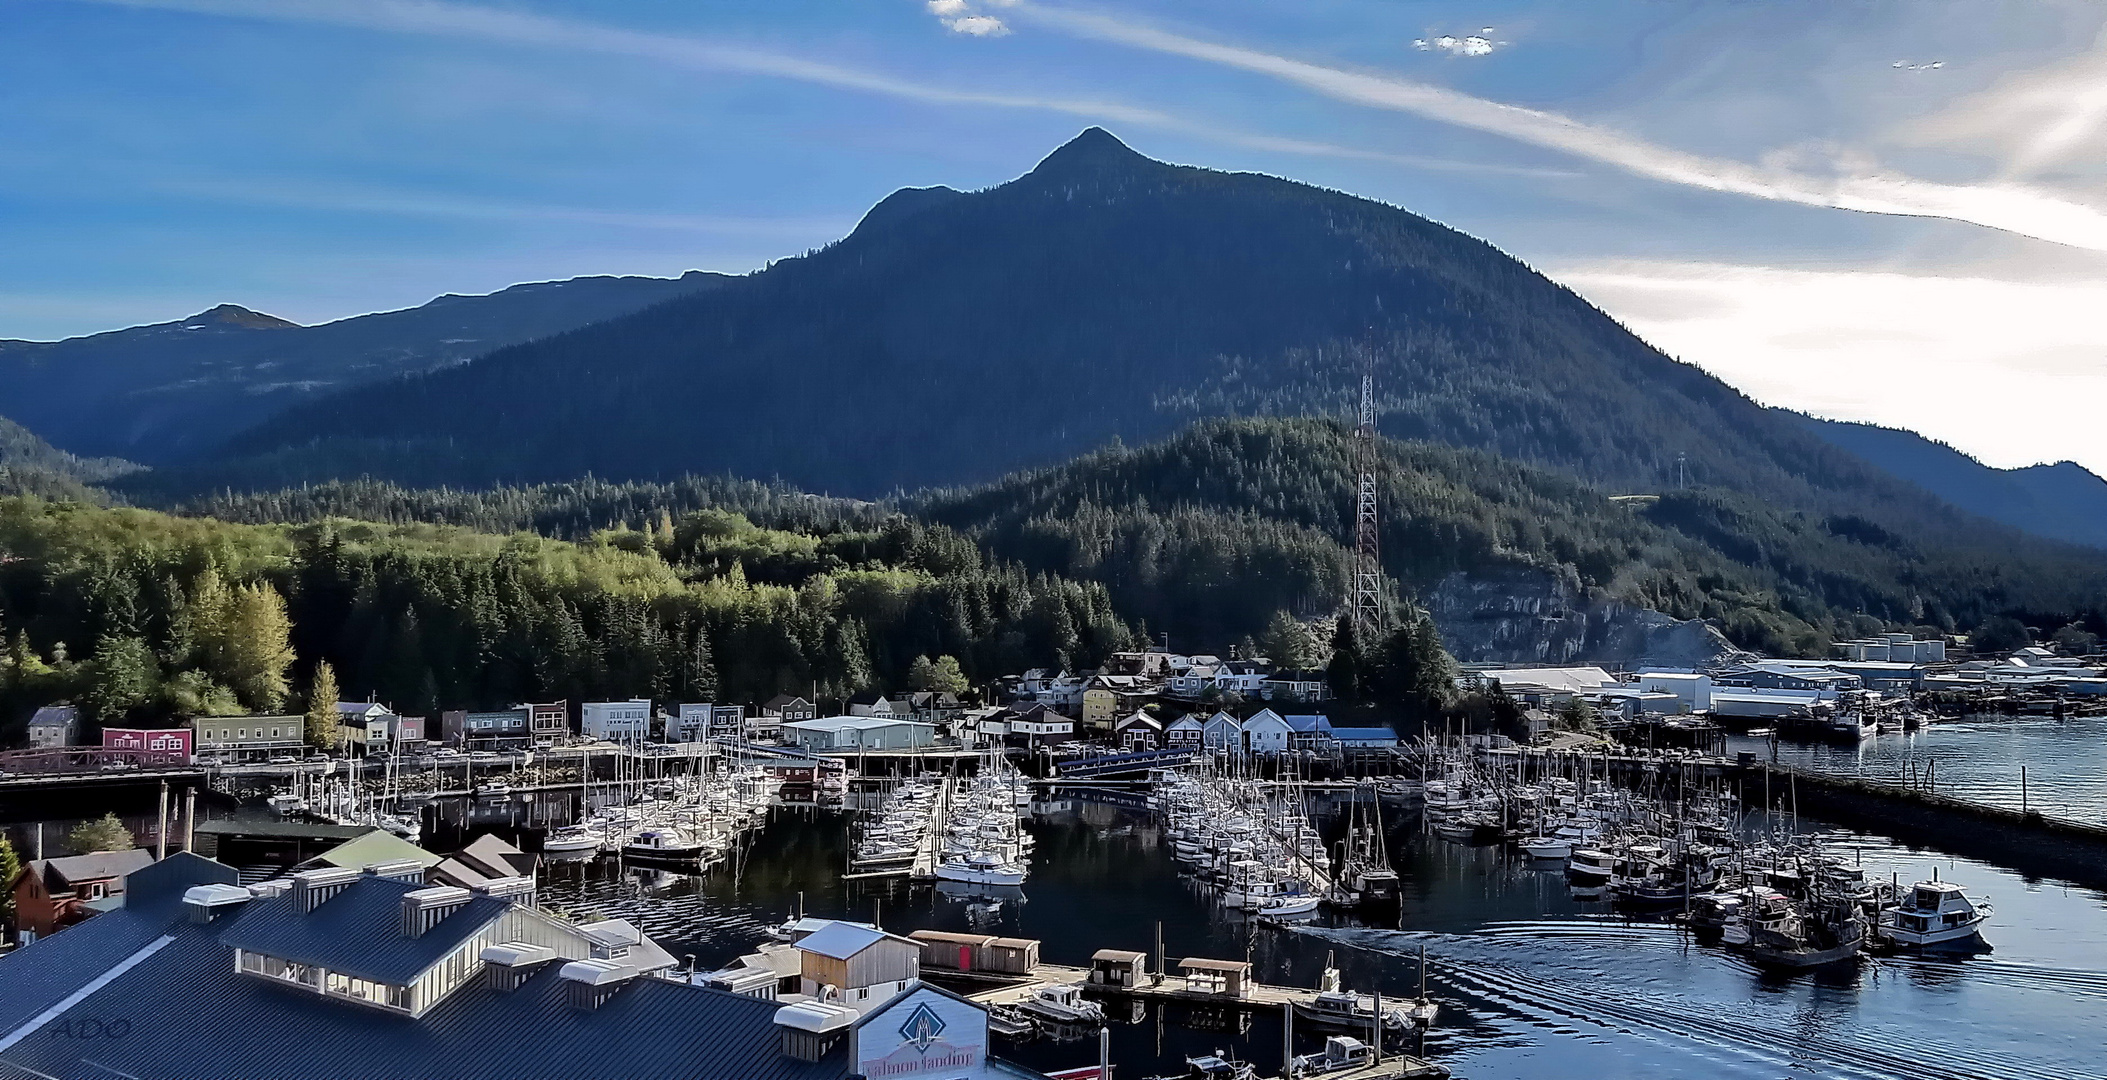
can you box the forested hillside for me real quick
[920,419,2107,656]
[205,129,1952,534]
[0,497,1134,739]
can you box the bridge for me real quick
[0,745,195,777]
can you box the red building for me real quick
[102,727,195,760]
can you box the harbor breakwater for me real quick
[1733,763,2107,890]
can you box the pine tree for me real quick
[67,812,134,854]
[84,634,159,723]
[304,660,342,750]
[223,582,296,712]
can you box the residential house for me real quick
[1099,651,1177,679]
[1260,669,1331,704]
[1240,709,1293,754]
[1199,710,1242,751]
[1163,664,1220,701]
[339,703,425,756]
[761,695,819,723]
[979,704,1074,748]
[1016,669,1087,714]
[194,715,304,762]
[846,692,907,720]
[26,704,80,749]
[1164,716,1204,747]
[1081,674,1155,733]
[1113,710,1163,752]
[526,701,570,742]
[6,849,156,943]
[580,700,652,742]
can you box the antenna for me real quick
[1350,362,1384,640]
[1677,452,1688,491]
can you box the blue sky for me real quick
[7,0,2107,472]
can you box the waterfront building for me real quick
[1114,710,1162,751]
[5,849,157,944]
[527,700,571,741]
[100,726,194,761]
[1165,715,1204,746]
[782,716,938,753]
[1332,726,1400,750]
[1635,672,1712,712]
[1833,633,1947,663]
[1199,710,1242,751]
[1081,674,1156,733]
[580,699,652,742]
[194,714,305,762]
[1241,709,1292,753]
[26,704,80,748]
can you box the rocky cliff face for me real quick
[1425,566,1740,669]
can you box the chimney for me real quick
[559,958,639,1011]
[364,860,427,884]
[183,883,253,924]
[290,867,362,913]
[399,886,474,937]
[480,942,557,992]
[471,875,537,905]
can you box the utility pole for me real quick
[1350,367,1384,640]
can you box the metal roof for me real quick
[217,875,512,985]
[26,850,155,887]
[795,921,899,960]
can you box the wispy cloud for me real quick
[1018,4,2107,252]
[75,0,1559,184]
[87,0,1159,123]
[928,0,1009,36]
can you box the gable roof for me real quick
[217,874,510,985]
[1165,717,1204,731]
[762,694,812,709]
[794,920,895,960]
[28,850,155,889]
[1282,715,1333,733]
[303,830,444,872]
[29,704,78,726]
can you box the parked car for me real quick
[267,754,297,765]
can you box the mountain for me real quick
[918,418,2107,659]
[211,128,1920,512]
[0,271,730,464]
[1794,413,2107,550]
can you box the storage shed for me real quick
[1178,957,1251,998]
[1090,949,1149,988]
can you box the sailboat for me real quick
[1336,782,1400,904]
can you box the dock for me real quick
[939,961,1445,1079]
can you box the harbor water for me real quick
[10,735,2107,1079]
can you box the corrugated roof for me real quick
[217,875,510,985]
[308,831,445,871]
[30,849,155,887]
[795,921,893,960]
[0,931,845,1080]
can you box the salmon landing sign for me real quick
[854,987,993,1079]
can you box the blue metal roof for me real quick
[1330,727,1398,741]
[217,875,512,985]
[0,929,848,1080]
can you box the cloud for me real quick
[1018,4,2107,252]
[1892,60,1945,72]
[944,14,1008,36]
[1555,260,2107,473]
[927,0,1008,36]
[1414,32,1498,58]
[85,0,1151,122]
[1891,23,2107,183]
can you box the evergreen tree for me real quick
[222,582,296,711]
[0,834,18,923]
[304,660,341,750]
[67,812,134,854]
[83,634,158,724]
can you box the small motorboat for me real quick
[1291,1036,1373,1077]
[1568,847,1616,884]
[266,792,306,815]
[1146,1053,1259,1080]
[1292,958,1414,1033]
[1520,836,1572,860]
[620,827,709,863]
[934,851,1027,887]
[1017,983,1104,1025]
[474,782,513,799]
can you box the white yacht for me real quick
[541,824,603,854]
[1878,878,1992,948]
[933,851,1027,887]
[1018,982,1104,1024]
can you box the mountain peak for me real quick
[1027,127,1154,180]
[185,304,299,330]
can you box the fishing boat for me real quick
[1519,836,1572,860]
[1017,983,1104,1025]
[1567,847,1617,885]
[1146,1054,1259,1080]
[1335,783,1399,903]
[1726,890,1866,969]
[1292,957,1414,1033]
[1291,1036,1373,1077]
[620,826,711,863]
[1877,877,1992,948]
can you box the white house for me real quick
[26,705,80,749]
[581,700,652,741]
[1240,709,1292,754]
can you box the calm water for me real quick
[1727,713,2107,825]
[10,757,2107,1079]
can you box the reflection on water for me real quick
[1728,714,2107,825]
[504,795,2107,1080]
[8,768,2106,1079]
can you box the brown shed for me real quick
[983,936,1041,974]
[1089,948,1148,988]
[1178,957,1252,998]
[908,930,995,972]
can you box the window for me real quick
[83,882,106,900]
[239,729,249,740]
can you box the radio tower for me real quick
[1350,369,1384,639]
